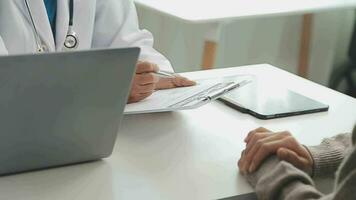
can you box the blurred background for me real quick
[135,4,356,98]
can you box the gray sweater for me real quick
[246,127,356,200]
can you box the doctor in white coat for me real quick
[0,0,195,103]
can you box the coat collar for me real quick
[15,0,69,51]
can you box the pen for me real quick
[206,80,251,100]
[154,70,176,78]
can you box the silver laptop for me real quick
[0,48,139,175]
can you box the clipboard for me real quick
[124,79,251,114]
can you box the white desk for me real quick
[0,64,355,200]
[135,0,356,77]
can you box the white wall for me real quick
[136,6,355,86]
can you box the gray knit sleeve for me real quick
[245,156,325,200]
[306,133,352,178]
[245,132,356,200]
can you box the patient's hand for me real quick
[238,127,313,175]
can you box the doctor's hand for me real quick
[238,127,313,175]
[128,61,196,103]
[128,61,159,103]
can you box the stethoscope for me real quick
[25,0,78,52]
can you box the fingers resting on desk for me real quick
[238,127,313,175]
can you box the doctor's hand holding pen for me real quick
[127,61,196,103]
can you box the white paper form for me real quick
[124,75,253,114]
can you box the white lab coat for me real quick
[0,0,173,71]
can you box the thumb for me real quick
[277,148,310,171]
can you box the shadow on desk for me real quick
[220,193,257,200]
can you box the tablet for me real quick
[219,81,329,120]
